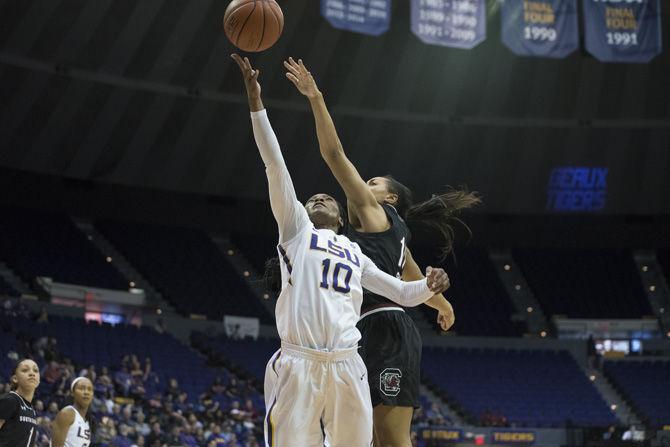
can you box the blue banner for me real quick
[546,166,608,212]
[411,0,487,49]
[583,0,663,63]
[321,0,391,36]
[500,0,579,58]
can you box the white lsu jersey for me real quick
[251,109,434,352]
[276,225,368,350]
[55,406,91,447]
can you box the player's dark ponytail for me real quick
[384,176,482,260]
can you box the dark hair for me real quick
[384,176,482,260]
[10,358,37,390]
[263,195,347,294]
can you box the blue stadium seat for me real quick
[96,220,273,322]
[513,248,650,319]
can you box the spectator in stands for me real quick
[426,402,446,426]
[146,421,164,446]
[179,423,198,447]
[95,366,113,395]
[130,411,151,437]
[210,377,226,396]
[166,377,181,399]
[78,364,97,383]
[207,424,228,446]
[44,338,59,362]
[129,355,143,378]
[42,361,63,385]
[114,365,133,396]
[243,399,258,420]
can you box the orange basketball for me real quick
[223,0,284,53]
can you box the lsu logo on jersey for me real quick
[77,427,91,440]
[309,232,360,267]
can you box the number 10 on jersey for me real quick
[320,259,353,293]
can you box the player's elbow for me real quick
[320,144,344,163]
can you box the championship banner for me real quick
[500,0,579,58]
[491,430,536,444]
[411,0,487,49]
[321,0,391,36]
[583,0,663,63]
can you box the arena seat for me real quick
[412,245,526,337]
[96,220,273,323]
[0,208,128,290]
[422,346,617,428]
[513,248,651,319]
[604,360,670,428]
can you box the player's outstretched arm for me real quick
[50,407,75,447]
[232,54,309,243]
[361,254,450,307]
[402,248,455,331]
[283,57,387,232]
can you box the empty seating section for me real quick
[191,332,279,381]
[604,360,670,428]
[513,249,650,319]
[422,347,617,428]
[414,245,525,336]
[231,233,277,277]
[97,221,272,323]
[658,249,670,284]
[0,208,127,290]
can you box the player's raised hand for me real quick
[231,53,261,99]
[425,266,450,294]
[284,57,321,99]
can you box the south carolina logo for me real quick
[379,368,402,396]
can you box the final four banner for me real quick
[500,0,579,58]
[411,0,487,49]
[321,0,391,36]
[583,0,663,63]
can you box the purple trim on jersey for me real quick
[277,245,293,274]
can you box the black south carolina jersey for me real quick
[0,391,38,447]
[345,203,411,312]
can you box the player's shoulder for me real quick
[0,392,19,405]
[278,221,315,249]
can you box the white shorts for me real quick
[264,341,373,447]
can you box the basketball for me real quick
[223,0,284,53]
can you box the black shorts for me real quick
[357,309,422,408]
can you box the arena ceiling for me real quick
[0,0,669,215]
